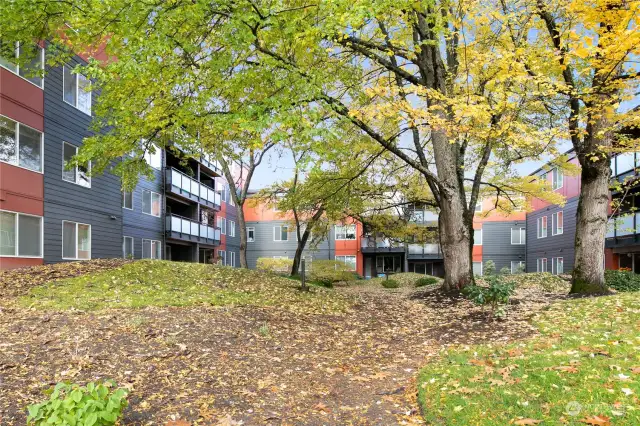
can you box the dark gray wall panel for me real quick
[482,220,527,272]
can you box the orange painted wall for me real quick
[0,163,44,216]
[0,68,45,131]
[0,257,43,269]
[335,220,364,276]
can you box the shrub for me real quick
[415,276,438,287]
[256,257,293,273]
[307,259,355,286]
[483,260,496,276]
[605,269,640,292]
[27,380,128,426]
[381,279,400,289]
[499,266,511,275]
[463,275,515,319]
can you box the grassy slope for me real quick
[18,260,352,314]
[418,292,640,425]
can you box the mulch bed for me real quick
[0,264,566,425]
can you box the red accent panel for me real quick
[472,246,482,262]
[334,221,363,275]
[530,158,582,211]
[0,257,43,270]
[0,163,44,215]
[0,68,44,130]
[605,249,617,271]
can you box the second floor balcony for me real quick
[360,236,405,254]
[166,168,221,210]
[407,243,443,258]
[166,214,221,246]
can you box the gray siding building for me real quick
[481,220,527,273]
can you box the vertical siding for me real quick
[43,58,122,263]
[481,221,527,272]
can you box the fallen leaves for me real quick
[513,418,542,425]
[578,415,611,426]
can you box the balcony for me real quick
[407,243,443,259]
[166,168,221,210]
[605,213,640,248]
[166,214,221,245]
[360,236,405,253]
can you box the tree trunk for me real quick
[571,152,611,294]
[236,204,249,269]
[438,192,473,291]
[290,226,313,276]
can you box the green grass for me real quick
[19,260,352,314]
[418,292,640,425]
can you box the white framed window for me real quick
[475,199,482,212]
[0,42,44,88]
[229,220,235,237]
[536,258,547,273]
[142,190,161,217]
[142,239,161,259]
[63,65,91,115]
[0,210,43,257]
[229,251,236,267]
[537,216,547,239]
[219,250,226,265]
[511,260,525,274]
[511,227,526,245]
[123,236,134,258]
[335,224,356,240]
[62,221,91,260]
[472,261,483,276]
[217,217,227,235]
[552,211,564,236]
[62,142,91,187]
[273,225,289,241]
[220,186,227,203]
[122,191,133,210]
[0,115,43,173]
[247,227,255,242]
[474,228,482,245]
[551,168,563,190]
[335,255,356,271]
[552,257,564,275]
[143,142,162,169]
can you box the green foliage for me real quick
[499,266,511,275]
[256,257,293,273]
[479,272,570,293]
[308,259,356,286]
[605,269,640,292]
[381,279,400,289]
[483,260,496,276]
[463,275,515,319]
[367,273,432,288]
[27,380,128,426]
[415,276,439,287]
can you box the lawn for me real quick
[417,292,640,425]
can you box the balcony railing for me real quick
[408,243,442,256]
[166,168,221,209]
[166,214,221,243]
[361,236,403,249]
[606,213,640,239]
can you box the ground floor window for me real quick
[552,257,563,275]
[123,236,134,258]
[142,239,161,259]
[219,250,226,265]
[472,261,483,276]
[229,251,236,267]
[0,210,42,257]
[375,255,401,274]
[511,261,525,274]
[537,258,547,273]
[336,255,356,271]
[62,221,91,260]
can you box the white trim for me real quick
[228,220,235,237]
[551,167,563,190]
[230,251,236,267]
[552,211,564,236]
[510,260,525,274]
[537,216,548,239]
[142,238,162,259]
[552,257,564,275]
[472,261,483,276]
[474,228,482,246]
[334,224,356,240]
[536,258,547,273]
[0,42,45,89]
[61,220,91,260]
[0,114,44,174]
[511,227,526,245]
[335,255,357,271]
[62,141,91,188]
[122,190,134,210]
[273,225,289,241]
[122,236,134,258]
[62,64,92,116]
[141,189,161,217]
[247,227,255,243]
[0,209,44,258]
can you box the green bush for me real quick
[499,266,511,275]
[605,269,640,292]
[307,259,355,285]
[415,276,438,287]
[483,260,496,276]
[381,279,400,289]
[463,275,515,319]
[27,380,128,426]
[256,257,293,273]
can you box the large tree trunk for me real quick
[438,192,473,291]
[236,204,249,269]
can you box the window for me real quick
[613,153,635,176]
[143,143,162,169]
[0,42,44,87]
[511,261,525,274]
[247,227,255,242]
[536,258,548,273]
[335,224,356,240]
[473,261,483,276]
[219,250,226,265]
[0,210,42,257]
[123,236,134,258]
[229,251,236,267]
[220,186,227,203]
[552,257,564,275]
[0,115,43,172]
[229,220,235,237]
[62,142,91,187]
[217,217,227,235]
[552,211,564,236]
[63,65,91,115]
[142,239,161,259]
[537,216,547,238]
[122,191,133,210]
[475,200,482,212]
[62,221,91,260]
[511,228,526,245]
[335,255,357,271]
[273,225,289,241]
[142,190,161,217]
[551,168,563,190]
[474,228,482,245]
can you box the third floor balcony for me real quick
[166,168,221,210]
